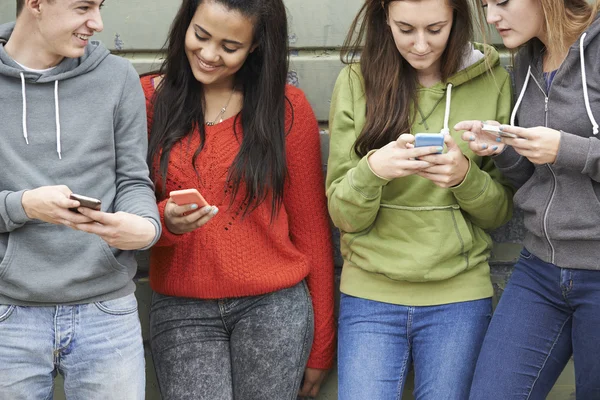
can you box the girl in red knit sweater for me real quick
[142,0,335,399]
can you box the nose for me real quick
[486,5,501,25]
[414,32,428,53]
[200,44,220,63]
[87,10,104,33]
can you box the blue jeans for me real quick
[338,293,492,400]
[470,249,600,400]
[0,294,145,400]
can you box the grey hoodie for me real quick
[0,22,161,305]
[494,16,600,270]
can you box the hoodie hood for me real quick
[417,42,501,134]
[0,22,110,158]
[0,22,109,83]
[511,15,600,134]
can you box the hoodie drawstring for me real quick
[20,72,29,145]
[580,33,599,135]
[19,73,62,158]
[510,34,598,135]
[510,65,532,126]
[55,80,62,159]
[441,83,453,135]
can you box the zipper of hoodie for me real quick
[531,73,557,263]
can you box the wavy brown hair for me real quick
[342,0,473,157]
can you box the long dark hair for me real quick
[147,0,289,219]
[342,0,473,158]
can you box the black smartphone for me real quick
[69,193,101,212]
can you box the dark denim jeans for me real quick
[338,293,492,400]
[150,281,314,400]
[470,248,600,400]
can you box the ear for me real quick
[26,0,43,16]
[249,43,258,53]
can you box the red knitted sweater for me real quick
[141,76,335,369]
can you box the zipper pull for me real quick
[545,97,548,112]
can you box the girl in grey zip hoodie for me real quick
[456,0,600,398]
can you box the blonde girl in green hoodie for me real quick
[326,0,514,398]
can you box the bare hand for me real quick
[73,208,157,250]
[499,125,561,164]
[455,120,505,156]
[164,199,218,235]
[21,185,94,226]
[416,134,470,187]
[367,134,438,179]
[298,368,328,398]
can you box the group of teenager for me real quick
[0,0,599,399]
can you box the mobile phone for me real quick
[169,189,209,207]
[414,133,444,154]
[69,193,101,211]
[481,123,518,138]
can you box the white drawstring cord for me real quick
[20,72,29,144]
[580,33,599,135]
[441,83,452,135]
[55,80,62,158]
[510,65,532,126]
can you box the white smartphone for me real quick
[481,123,518,138]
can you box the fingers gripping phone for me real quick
[481,123,518,138]
[69,193,101,212]
[414,133,445,153]
[169,189,209,207]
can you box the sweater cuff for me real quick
[138,218,161,250]
[553,130,589,172]
[449,158,488,201]
[492,145,524,170]
[6,190,32,225]
[154,199,181,247]
[351,151,391,198]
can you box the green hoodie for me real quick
[326,43,514,306]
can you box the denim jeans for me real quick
[0,293,145,400]
[470,248,600,400]
[149,281,314,400]
[338,293,492,400]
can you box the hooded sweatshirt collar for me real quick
[0,21,111,158]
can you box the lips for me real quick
[195,55,222,73]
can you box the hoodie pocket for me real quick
[341,204,480,282]
[0,223,132,303]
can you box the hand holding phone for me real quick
[69,193,101,212]
[481,123,518,138]
[414,133,445,153]
[169,189,209,207]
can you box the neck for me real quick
[4,20,64,69]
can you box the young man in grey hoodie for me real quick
[0,1,161,398]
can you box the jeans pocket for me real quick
[0,304,15,322]
[95,294,138,315]
[520,247,534,260]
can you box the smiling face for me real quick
[482,0,545,49]
[184,0,257,90]
[387,0,454,79]
[36,0,105,62]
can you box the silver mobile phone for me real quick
[481,123,518,138]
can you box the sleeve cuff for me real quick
[6,190,32,225]
[553,131,589,172]
[350,151,391,198]
[450,158,487,201]
[154,199,182,247]
[138,217,161,250]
